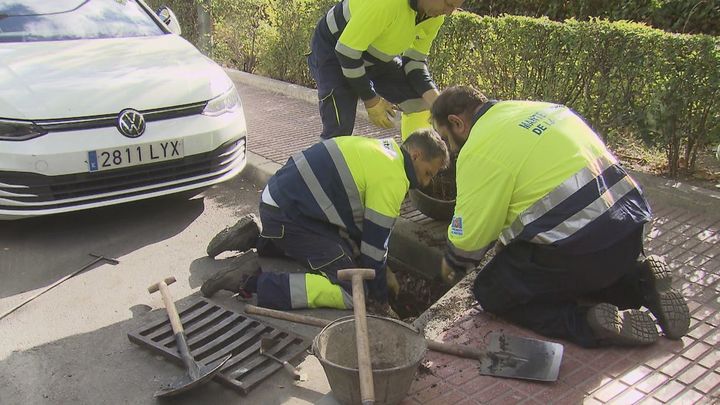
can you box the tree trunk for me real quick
[196,0,212,57]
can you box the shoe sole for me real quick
[588,303,658,346]
[201,253,260,297]
[206,215,260,258]
[641,255,690,340]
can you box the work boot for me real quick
[587,303,658,346]
[638,255,690,339]
[206,214,261,258]
[201,252,261,298]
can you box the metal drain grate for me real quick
[128,297,311,394]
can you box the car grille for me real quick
[34,102,207,132]
[0,138,245,211]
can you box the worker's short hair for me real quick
[431,86,488,128]
[402,128,450,170]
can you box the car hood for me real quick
[0,35,233,120]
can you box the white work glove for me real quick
[364,96,396,129]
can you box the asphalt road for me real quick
[0,175,333,404]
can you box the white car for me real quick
[0,0,248,220]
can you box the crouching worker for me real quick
[202,130,450,316]
[430,86,690,347]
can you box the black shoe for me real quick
[587,303,659,346]
[206,214,261,258]
[638,255,690,339]
[201,252,260,298]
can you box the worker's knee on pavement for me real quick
[472,268,527,313]
[401,110,432,141]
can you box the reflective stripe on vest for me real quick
[326,0,351,35]
[325,140,364,230]
[291,152,346,228]
[499,155,640,245]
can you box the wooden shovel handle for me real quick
[426,340,488,360]
[244,305,494,361]
[148,277,184,335]
[348,273,375,405]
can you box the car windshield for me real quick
[0,0,165,42]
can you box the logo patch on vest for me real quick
[450,216,463,236]
[379,138,397,158]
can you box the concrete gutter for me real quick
[227,67,720,337]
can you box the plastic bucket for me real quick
[312,315,427,405]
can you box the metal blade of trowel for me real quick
[477,333,563,382]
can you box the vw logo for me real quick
[117,109,146,138]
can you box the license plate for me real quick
[88,139,184,172]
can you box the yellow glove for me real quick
[365,97,396,129]
[386,266,400,299]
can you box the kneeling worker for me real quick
[430,86,690,347]
[202,130,450,316]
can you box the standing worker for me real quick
[308,0,464,140]
[430,86,690,348]
[202,130,450,316]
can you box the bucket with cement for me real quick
[312,315,427,405]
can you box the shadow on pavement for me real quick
[0,294,326,405]
[201,175,263,215]
[0,195,205,299]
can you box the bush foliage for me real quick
[463,0,720,36]
[432,13,719,176]
[162,1,718,177]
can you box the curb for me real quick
[225,68,372,123]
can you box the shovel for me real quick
[244,304,563,382]
[260,338,307,381]
[148,277,232,397]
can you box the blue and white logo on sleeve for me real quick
[450,216,463,236]
[379,138,397,158]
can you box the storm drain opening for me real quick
[388,267,450,320]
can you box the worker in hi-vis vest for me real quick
[201,130,449,316]
[308,0,463,140]
[430,86,690,348]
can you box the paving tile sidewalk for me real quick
[233,76,720,404]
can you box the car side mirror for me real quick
[156,6,182,35]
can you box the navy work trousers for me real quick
[473,227,646,348]
[307,21,426,139]
[254,203,357,309]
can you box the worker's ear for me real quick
[447,114,465,133]
[410,147,423,162]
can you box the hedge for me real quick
[431,13,719,176]
[156,2,719,177]
[463,0,720,36]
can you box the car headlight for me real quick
[202,86,241,117]
[0,119,48,141]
